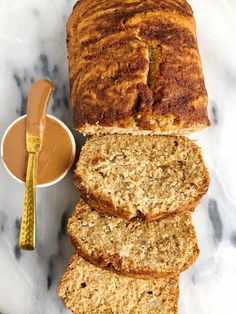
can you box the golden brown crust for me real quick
[67,0,210,135]
[72,0,194,20]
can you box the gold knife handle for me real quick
[19,153,36,250]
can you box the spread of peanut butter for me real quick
[2,116,74,185]
[26,79,53,140]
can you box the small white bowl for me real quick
[1,114,76,188]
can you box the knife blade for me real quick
[19,79,53,250]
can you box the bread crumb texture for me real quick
[58,254,179,314]
[67,0,210,135]
[68,200,199,277]
[75,134,210,220]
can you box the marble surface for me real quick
[0,0,236,313]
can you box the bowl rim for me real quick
[1,114,76,188]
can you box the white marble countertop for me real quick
[0,1,236,313]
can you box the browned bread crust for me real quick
[74,134,210,221]
[68,201,199,279]
[58,253,179,314]
[67,0,210,135]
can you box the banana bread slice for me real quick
[74,134,209,221]
[68,200,199,278]
[67,0,210,135]
[58,253,179,314]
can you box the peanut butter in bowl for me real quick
[1,114,76,187]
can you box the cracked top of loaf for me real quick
[67,0,210,135]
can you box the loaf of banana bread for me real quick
[67,0,210,135]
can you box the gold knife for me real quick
[19,79,53,250]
